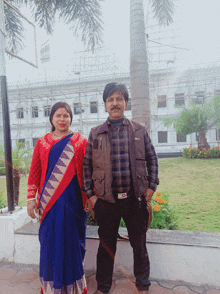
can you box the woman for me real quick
[27,102,88,294]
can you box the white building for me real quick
[0,66,220,155]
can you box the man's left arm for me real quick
[144,131,159,202]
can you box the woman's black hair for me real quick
[103,82,129,103]
[49,102,73,132]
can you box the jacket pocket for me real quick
[92,150,105,169]
[92,171,105,197]
[136,159,148,195]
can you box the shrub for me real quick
[87,192,178,231]
[0,159,6,176]
[0,192,6,209]
[150,192,178,230]
[182,146,220,159]
[86,211,97,226]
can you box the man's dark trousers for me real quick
[94,196,151,293]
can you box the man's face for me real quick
[105,91,128,120]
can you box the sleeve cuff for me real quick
[86,189,95,199]
[148,182,158,191]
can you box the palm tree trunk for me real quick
[13,168,20,206]
[198,132,210,151]
[130,0,151,132]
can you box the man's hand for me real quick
[27,199,38,219]
[84,195,98,212]
[144,188,155,202]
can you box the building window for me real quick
[17,139,25,148]
[196,132,199,142]
[32,138,39,147]
[158,131,167,143]
[44,105,51,117]
[157,95,166,108]
[125,98,131,111]
[32,106,38,118]
[90,101,98,113]
[16,108,24,119]
[175,93,185,106]
[192,91,205,105]
[216,129,220,141]
[74,103,84,114]
[214,89,220,96]
[177,133,186,142]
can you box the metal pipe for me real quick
[0,0,6,76]
[1,76,15,211]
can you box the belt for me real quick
[113,190,133,200]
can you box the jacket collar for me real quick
[98,117,143,134]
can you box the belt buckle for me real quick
[118,192,128,199]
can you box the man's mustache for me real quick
[111,106,121,110]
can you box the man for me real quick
[83,82,159,294]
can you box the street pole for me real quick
[0,0,15,211]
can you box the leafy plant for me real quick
[182,145,220,159]
[4,0,103,54]
[0,158,6,176]
[86,192,178,231]
[163,96,220,150]
[0,142,33,205]
[150,192,178,230]
[86,211,97,226]
[0,192,6,209]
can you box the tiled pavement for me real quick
[0,261,220,294]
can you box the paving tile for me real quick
[188,283,210,294]
[86,274,98,294]
[0,267,17,280]
[11,263,39,273]
[173,286,196,294]
[0,280,38,294]
[9,270,38,285]
[29,276,42,290]
[148,282,174,294]
[156,279,182,290]
[87,274,115,294]
[206,290,220,294]
[111,278,139,294]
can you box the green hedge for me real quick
[0,160,6,176]
[182,146,220,159]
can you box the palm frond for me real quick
[29,0,56,34]
[5,0,103,53]
[57,0,103,51]
[4,2,25,54]
[150,0,174,26]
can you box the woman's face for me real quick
[52,107,71,133]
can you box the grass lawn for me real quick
[158,157,220,233]
[0,157,219,233]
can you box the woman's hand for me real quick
[27,199,38,219]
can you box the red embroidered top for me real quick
[27,132,88,208]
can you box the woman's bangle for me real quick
[27,198,36,202]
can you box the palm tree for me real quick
[163,96,220,150]
[130,0,174,132]
[4,0,103,54]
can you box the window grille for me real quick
[157,95,166,108]
[90,101,98,113]
[16,108,24,119]
[175,93,185,106]
[32,106,38,118]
